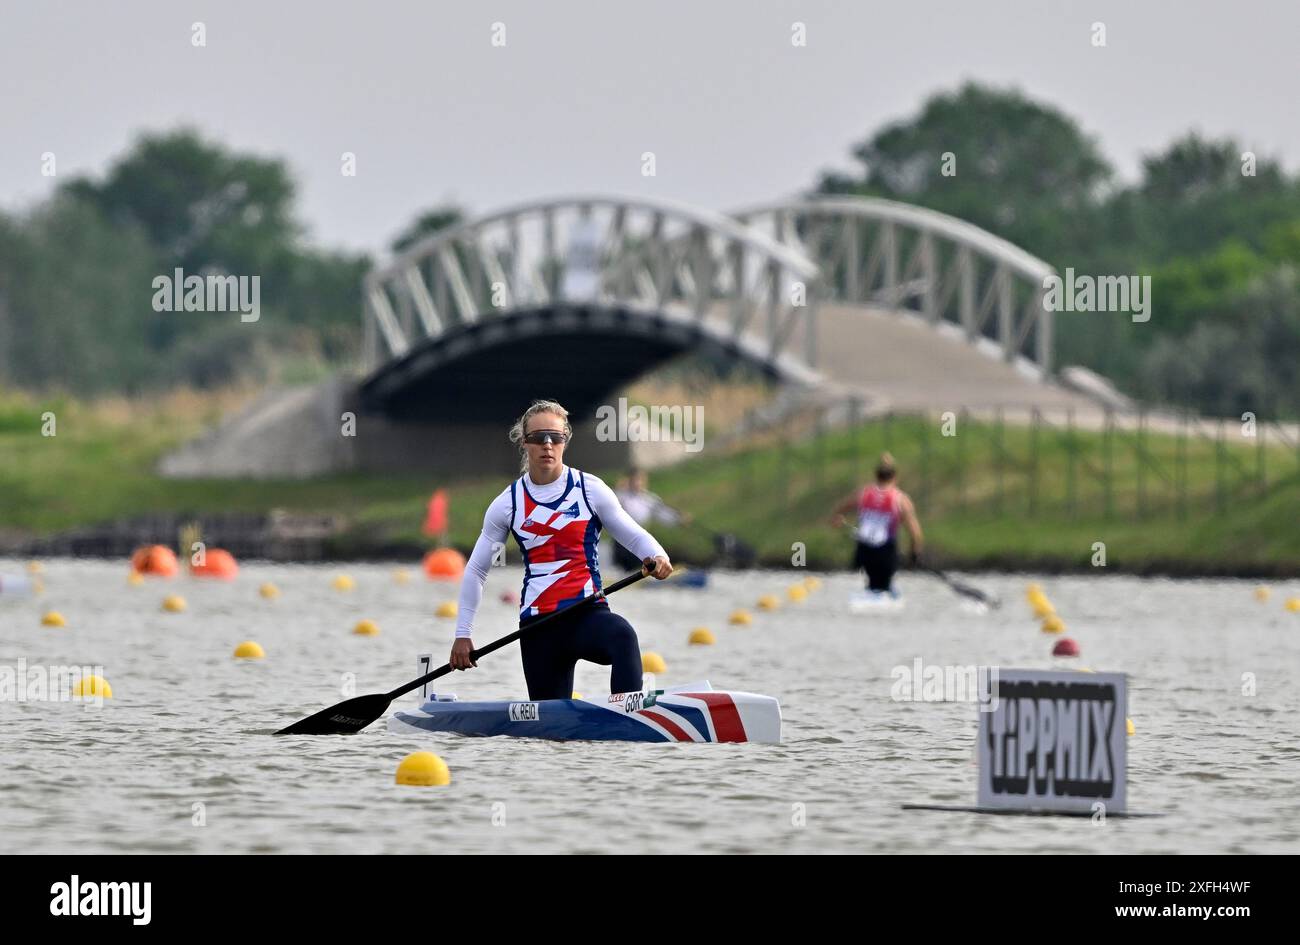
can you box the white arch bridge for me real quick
[359,194,1073,421]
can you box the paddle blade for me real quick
[949,580,1001,608]
[274,693,393,735]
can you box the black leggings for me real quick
[518,601,643,700]
[854,539,898,592]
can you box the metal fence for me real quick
[733,398,1300,521]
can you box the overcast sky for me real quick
[3,0,1296,257]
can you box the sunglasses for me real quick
[523,429,568,446]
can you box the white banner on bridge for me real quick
[977,669,1127,814]
[561,218,603,300]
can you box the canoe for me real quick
[849,589,905,613]
[388,681,781,744]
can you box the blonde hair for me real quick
[876,451,897,482]
[508,399,573,474]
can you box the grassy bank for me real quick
[2,388,1298,574]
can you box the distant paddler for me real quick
[830,452,924,597]
[611,467,692,572]
[448,400,674,699]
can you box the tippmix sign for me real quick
[977,669,1127,814]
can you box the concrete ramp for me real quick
[158,380,353,478]
[815,303,1116,414]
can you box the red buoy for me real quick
[1052,637,1081,657]
[130,544,178,577]
[192,548,239,579]
[423,547,466,580]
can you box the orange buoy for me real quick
[192,548,239,579]
[423,547,466,580]
[1052,638,1081,657]
[131,545,178,577]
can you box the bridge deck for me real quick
[814,303,1103,414]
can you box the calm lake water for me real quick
[2,557,1297,854]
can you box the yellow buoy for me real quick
[332,574,355,592]
[1126,718,1135,736]
[757,593,780,611]
[1025,582,1043,599]
[802,575,822,591]
[1285,597,1300,613]
[642,651,667,673]
[259,582,280,599]
[162,594,187,613]
[353,619,380,636]
[688,627,716,645]
[1254,586,1271,602]
[71,675,112,698]
[27,561,43,574]
[728,609,753,626]
[393,569,411,585]
[127,570,145,586]
[787,584,808,602]
[1041,614,1065,634]
[435,601,458,619]
[234,641,265,659]
[41,610,66,627]
[395,751,451,786]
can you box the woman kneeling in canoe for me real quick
[448,399,673,699]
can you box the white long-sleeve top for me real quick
[454,466,666,639]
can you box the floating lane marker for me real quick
[396,751,450,786]
[71,675,112,699]
[1052,637,1081,657]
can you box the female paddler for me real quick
[448,400,674,699]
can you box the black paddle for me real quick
[922,566,1001,609]
[274,567,652,735]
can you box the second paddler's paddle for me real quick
[275,566,653,736]
[922,567,1001,609]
